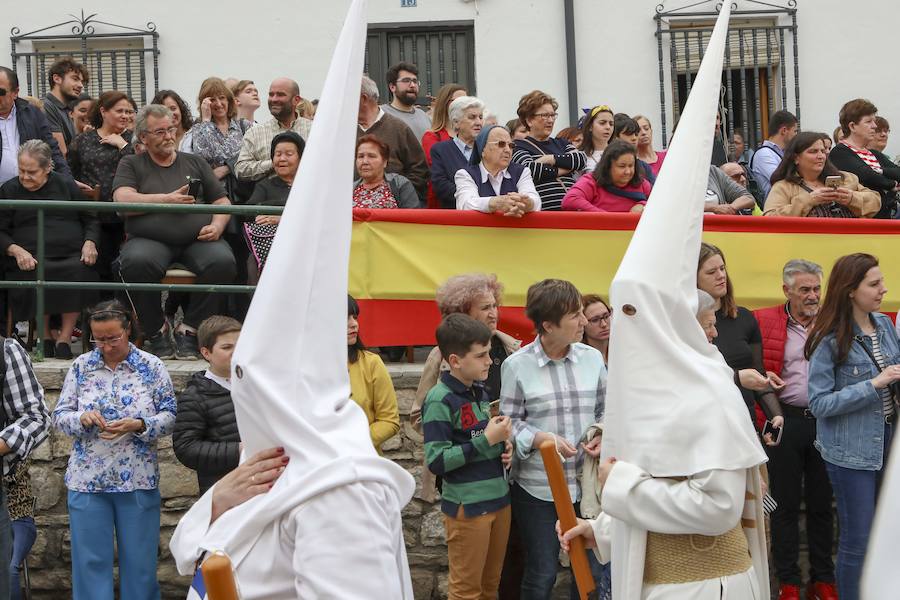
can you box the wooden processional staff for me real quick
[540,440,598,600]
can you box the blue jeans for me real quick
[0,487,11,600]
[67,489,161,600]
[9,517,35,600]
[825,423,892,600]
[511,483,611,600]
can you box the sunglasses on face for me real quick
[0,88,7,97]
[488,140,515,149]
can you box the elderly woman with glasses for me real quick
[52,299,176,600]
[454,124,540,216]
[0,139,99,359]
[511,90,586,211]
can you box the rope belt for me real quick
[643,522,752,585]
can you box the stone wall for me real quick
[26,359,583,600]
[24,360,449,599]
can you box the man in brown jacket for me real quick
[357,75,427,203]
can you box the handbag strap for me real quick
[853,334,886,372]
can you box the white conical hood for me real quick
[862,436,900,597]
[601,3,766,476]
[183,0,414,567]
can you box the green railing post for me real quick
[0,199,287,362]
[34,208,45,362]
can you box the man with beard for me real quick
[381,62,431,143]
[235,77,312,181]
[754,259,838,600]
[43,57,88,155]
[113,104,236,360]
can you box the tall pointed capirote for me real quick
[180,0,414,570]
[601,3,767,477]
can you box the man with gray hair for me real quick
[357,74,427,202]
[753,259,837,600]
[429,95,484,208]
[113,104,236,360]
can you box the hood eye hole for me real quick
[235,365,244,379]
[622,304,637,316]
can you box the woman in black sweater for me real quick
[511,90,586,211]
[0,140,99,358]
[697,242,783,432]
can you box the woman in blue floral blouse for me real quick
[52,300,177,600]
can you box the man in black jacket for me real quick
[173,316,242,494]
[0,66,71,185]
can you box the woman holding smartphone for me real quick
[806,253,899,600]
[764,132,880,218]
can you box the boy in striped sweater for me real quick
[424,313,513,600]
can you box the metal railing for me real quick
[0,199,284,361]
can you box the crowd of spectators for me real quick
[0,56,898,362]
[0,55,897,600]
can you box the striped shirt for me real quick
[843,142,883,174]
[0,339,50,475]
[500,338,606,502]
[512,137,586,211]
[869,332,895,417]
[423,372,509,518]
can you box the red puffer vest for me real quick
[752,304,788,429]
[752,304,788,376]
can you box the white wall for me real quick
[4,0,898,156]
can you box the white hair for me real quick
[360,75,379,101]
[448,96,484,127]
[18,139,53,170]
[135,104,173,139]
[782,259,823,287]
[696,289,716,316]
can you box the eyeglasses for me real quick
[488,140,516,149]
[146,126,178,138]
[587,313,612,325]
[396,77,419,85]
[89,333,126,346]
[533,112,559,121]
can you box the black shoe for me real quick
[144,330,175,360]
[174,331,201,360]
[55,342,73,360]
[42,339,55,359]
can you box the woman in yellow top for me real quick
[347,295,400,454]
[764,132,881,218]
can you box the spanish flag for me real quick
[351,209,900,346]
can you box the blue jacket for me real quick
[808,312,900,470]
[0,98,71,177]
[430,139,469,209]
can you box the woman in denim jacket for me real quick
[806,253,900,600]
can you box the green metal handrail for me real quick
[0,199,284,361]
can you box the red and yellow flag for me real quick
[350,209,900,346]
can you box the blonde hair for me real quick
[435,273,504,316]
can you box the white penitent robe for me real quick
[589,463,768,600]
[171,476,411,599]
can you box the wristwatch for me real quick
[136,418,146,433]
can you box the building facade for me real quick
[5,0,898,155]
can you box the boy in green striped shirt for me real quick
[424,313,513,599]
